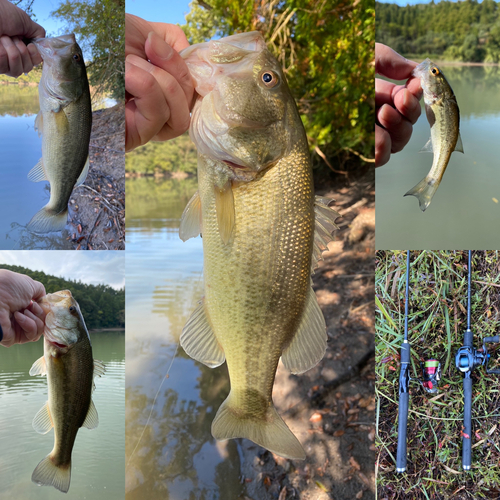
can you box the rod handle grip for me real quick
[396,392,409,472]
[484,336,500,344]
[463,377,472,471]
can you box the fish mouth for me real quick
[223,160,248,170]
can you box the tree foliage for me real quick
[182,0,375,174]
[0,264,125,330]
[51,0,125,100]
[377,0,500,63]
[125,133,198,174]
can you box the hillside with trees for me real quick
[376,0,500,62]
[0,265,125,330]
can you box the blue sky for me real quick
[29,0,69,38]
[126,0,192,26]
[0,251,125,289]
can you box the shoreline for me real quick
[89,327,125,333]
[125,171,194,179]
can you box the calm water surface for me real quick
[376,65,500,249]
[0,331,125,499]
[0,85,74,249]
[126,178,246,500]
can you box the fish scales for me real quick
[200,140,314,412]
[179,32,339,459]
[405,58,463,211]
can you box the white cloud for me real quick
[0,251,124,290]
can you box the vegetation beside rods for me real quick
[0,264,125,330]
[376,251,500,500]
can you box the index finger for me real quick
[375,43,417,81]
[31,280,46,302]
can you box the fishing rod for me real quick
[396,251,442,473]
[455,250,500,471]
[396,251,411,473]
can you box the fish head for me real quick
[39,290,88,352]
[181,32,300,179]
[412,58,453,105]
[34,34,87,102]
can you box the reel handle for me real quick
[483,336,500,374]
[396,392,409,473]
[462,376,472,471]
[396,341,411,473]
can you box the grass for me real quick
[376,251,500,500]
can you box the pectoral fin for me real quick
[54,108,70,135]
[281,284,327,374]
[29,356,47,376]
[28,160,48,183]
[82,399,99,429]
[455,133,464,153]
[214,182,235,245]
[34,111,43,137]
[75,155,90,187]
[180,298,225,368]
[419,137,434,153]
[312,196,340,272]
[32,401,53,434]
[179,191,202,241]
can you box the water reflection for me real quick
[0,331,125,500]
[126,177,248,499]
[376,65,500,249]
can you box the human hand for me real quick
[0,270,46,347]
[125,14,194,152]
[375,43,422,167]
[0,0,45,77]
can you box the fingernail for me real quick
[148,31,174,60]
[126,54,154,73]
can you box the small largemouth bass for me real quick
[179,32,339,459]
[30,290,105,493]
[405,58,463,211]
[28,34,92,233]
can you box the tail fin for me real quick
[27,207,68,233]
[404,176,441,212]
[32,455,71,493]
[212,393,305,460]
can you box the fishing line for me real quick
[127,239,205,469]
[126,341,179,468]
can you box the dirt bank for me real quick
[68,103,125,250]
[239,167,375,500]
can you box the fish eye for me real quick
[431,67,439,75]
[260,71,279,88]
[73,53,81,62]
[69,306,76,313]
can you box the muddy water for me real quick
[125,177,246,500]
[0,330,125,499]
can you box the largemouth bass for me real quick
[30,290,105,493]
[179,32,339,459]
[405,58,463,211]
[28,35,92,233]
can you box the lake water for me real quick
[376,65,500,249]
[125,177,247,500]
[0,330,125,499]
[0,84,85,249]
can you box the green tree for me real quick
[51,0,125,100]
[182,0,375,174]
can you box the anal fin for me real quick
[75,155,90,187]
[180,298,225,368]
[82,399,99,429]
[281,284,327,374]
[28,159,48,183]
